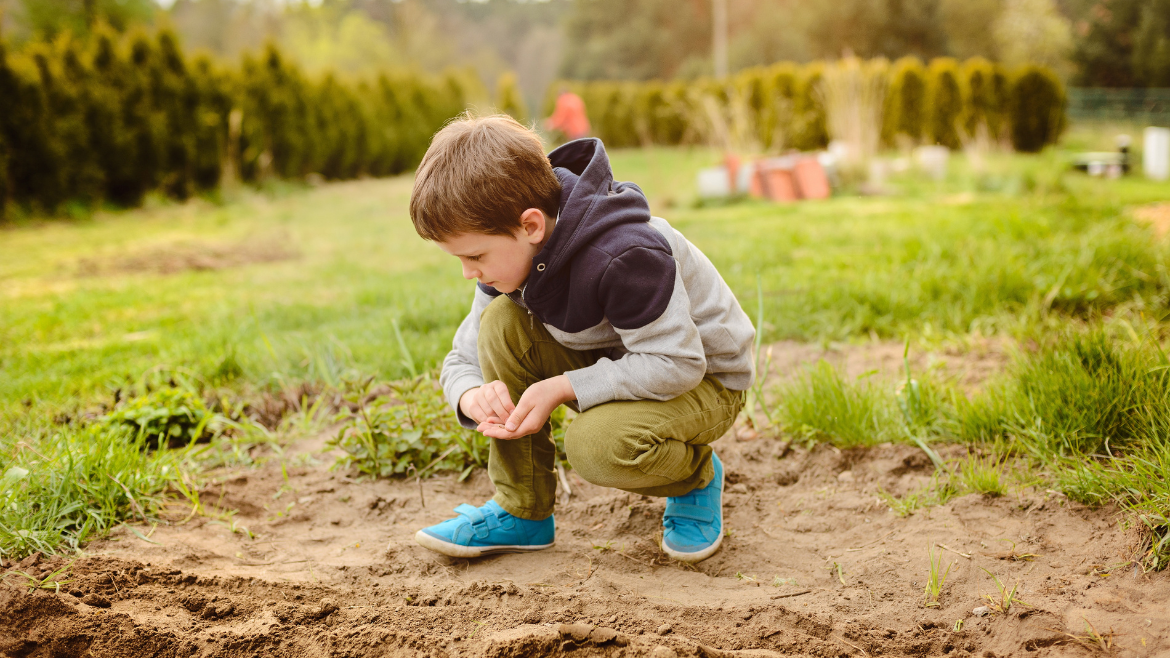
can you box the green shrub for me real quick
[883,56,927,147]
[102,386,218,451]
[926,58,963,149]
[1008,65,1066,153]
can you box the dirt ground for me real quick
[3,343,1168,658]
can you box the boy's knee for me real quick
[478,296,530,357]
[563,413,630,488]
[479,295,528,333]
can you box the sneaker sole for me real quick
[413,530,554,558]
[661,459,724,564]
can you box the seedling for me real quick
[990,538,1038,562]
[953,619,963,632]
[772,577,797,587]
[922,545,953,608]
[735,572,757,582]
[591,540,616,553]
[828,561,846,585]
[5,559,75,593]
[980,568,1029,614]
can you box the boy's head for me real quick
[410,114,561,294]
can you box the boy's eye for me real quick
[466,256,481,262]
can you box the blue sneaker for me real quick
[414,501,555,558]
[661,451,724,563]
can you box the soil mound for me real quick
[3,434,1167,657]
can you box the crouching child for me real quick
[408,114,755,563]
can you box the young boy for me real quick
[408,114,754,563]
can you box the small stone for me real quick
[315,597,338,618]
[729,483,749,494]
[608,615,618,623]
[972,606,991,617]
[837,471,854,483]
[657,623,672,635]
[589,627,618,644]
[558,624,594,642]
[650,647,678,658]
[81,594,111,608]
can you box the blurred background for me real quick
[3,0,1170,219]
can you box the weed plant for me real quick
[327,374,489,481]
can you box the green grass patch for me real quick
[783,330,1170,569]
[4,139,1170,563]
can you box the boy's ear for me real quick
[519,208,548,244]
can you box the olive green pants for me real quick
[478,296,744,521]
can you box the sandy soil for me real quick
[3,343,1168,658]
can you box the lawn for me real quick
[2,132,1169,563]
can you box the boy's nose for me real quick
[462,263,479,280]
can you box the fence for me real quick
[1067,88,1170,125]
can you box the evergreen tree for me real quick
[926,58,962,148]
[1009,65,1065,152]
[125,31,165,200]
[154,30,199,199]
[189,54,232,192]
[89,26,142,206]
[790,62,827,151]
[883,56,927,147]
[962,57,1008,143]
[2,48,64,213]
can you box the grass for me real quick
[923,545,953,608]
[980,567,1029,614]
[3,133,1170,560]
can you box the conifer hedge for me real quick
[549,58,1065,154]
[0,29,482,220]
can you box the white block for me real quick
[697,166,731,198]
[914,145,950,181]
[1144,127,1170,181]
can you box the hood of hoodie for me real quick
[476,138,676,333]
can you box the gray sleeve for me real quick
[564,268,707,411]
[440,287,494,429]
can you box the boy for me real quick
[408,114,754,563]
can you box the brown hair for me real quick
[410,113,561,242]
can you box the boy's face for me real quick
[436,209,549,294]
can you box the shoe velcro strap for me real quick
[455,504,503,539]
[454,504,485,526]
[664,502,715,524]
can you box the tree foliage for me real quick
[0,30,478,220]
[555,57,1064,154]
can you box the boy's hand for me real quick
[476,375,575,440]
[459,381,515,426]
